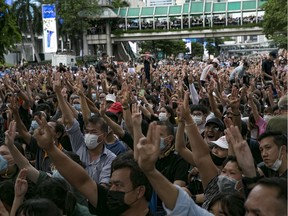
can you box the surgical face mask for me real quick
[270,146,283,171]
[92,93,97,101]
[217,175,239,193]
[106,191,130,215]
[52,169,64,179]
[192,115,203,125]
[31,120,39,130]
[0,155,8,172]
[158,112,168,122]
[84,134,102,150]
[263,115,273,122]
[160,138,166,151]
[73,104,81,111]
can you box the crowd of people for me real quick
[0,49,287,216]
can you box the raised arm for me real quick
[5,121,39,183]
[132,104,144,160]
[9,96,31,145]
[248,93,261,122]
[34,116,98,207]
[174,120,195,165]
[180,92,218,189]
[53,73,75,128]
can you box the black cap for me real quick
[205,118,225,131]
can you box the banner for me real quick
[42,4,57,53]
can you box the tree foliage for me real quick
[139,40,187,57]
[263,0,287,48]
[205,38,223,57]
[191,42,204,58]
[0,2,21,63]
[112,0,129,8]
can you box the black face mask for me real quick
[210,152,226,166]
[107,191,130,215]
[172,102,178,109]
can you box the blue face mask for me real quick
[31,120,39,130]
[73,104,81,111]
[160,138,166,151]
[52,170,64,180]
[0,155,8,172]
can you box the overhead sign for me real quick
[42,4,57,53]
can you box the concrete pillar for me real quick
[83,30,88,56]
[106,21,112,56]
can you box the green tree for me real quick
[191,42,204,58]
[139,40,186,57]
[0,2,21,63]
[12,0,42,62]
[205,37,223,57]
[262,0,287,48]
[112,0,130,8]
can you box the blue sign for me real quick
[42,5,56,19]
[5,0,13,6]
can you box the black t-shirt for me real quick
[88,184,153,216]
[258,162,287,178]
[262,59,274,80]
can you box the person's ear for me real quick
[167,135,174,144]
[136,185,146,200]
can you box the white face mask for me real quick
[160,138,166,151]
[192,115,203,125]
[270,146,283,171]
[84,134,102,150]
[158,112,168,122]
[92,93,97,101]
[263,115,273,122]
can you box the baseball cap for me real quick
[212,58,219,64]
[105,94,116,103]
[210,136,228,149]
[205,118,225,131]
[107,102,123,114]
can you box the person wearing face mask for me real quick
[157,106,176,126]
[257,131,287,178]
[154,121,189,216]
[54,80,116,185]
[190,105,209,134]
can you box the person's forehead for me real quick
[223,161,239,171]
[86,122,101,130]
[0,145,9,155]
[111,168,132,184]
[259,137,276,147]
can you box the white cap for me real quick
[105,94,116,103]
[212,58,219,64]
[210,136,228,149]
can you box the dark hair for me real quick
[111,152,152,202]
[52,121,65,141]
[105,111,118,124]
[163,106,176,125]
[258,131,287,150]
[36,178,76,216]
[208,192,245,216]
[0,180,14,212]
[222,156,242,172]
[256,177,287,204]
[63,150,86,168]
[87,115,108,133]
[16,198,61,216]
[157,121,175,138]
[190,104,209,115]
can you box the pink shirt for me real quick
[256,117,267,136]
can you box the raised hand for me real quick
[99,100,106,117]
[178,91,192,123]
[224,125,256,177]
[136,122,160,173]
[53,72,62,93]
[33,116,55,151]
[4,120,16,147]
[14,168,28,198]
[132,103,142,126]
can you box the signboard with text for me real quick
[42,5,57,53]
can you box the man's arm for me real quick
[34,117,99,207]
